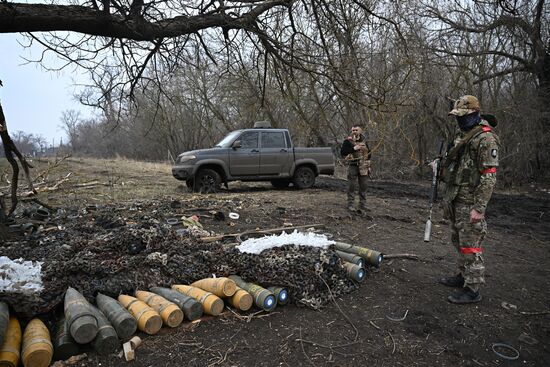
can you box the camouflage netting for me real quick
[1,201,360,318]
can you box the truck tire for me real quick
[195,168,221,193]
[186,178,194,190]
[270,179,291,189]
[293,166,315,189]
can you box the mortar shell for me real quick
[150,287,203,321]
[335,250,365,268]
[53,317,79,362]
[171,285,224,316]
[343,262,366,283]
[117,295,162,335]
[21,319,53,367]
[64,287,98,344]
[0,317,21,367]
[226,287,253,311]
[135,291,183,328]
[89,306,119,355]
[191,278,237,298]
[96,293,137,340]
[334,242,383,267]
[267,287,289,306]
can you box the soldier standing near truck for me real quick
[439,95,500,304]
[341,124,372,214]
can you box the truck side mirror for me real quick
[232,140,242,149]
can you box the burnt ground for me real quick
[1,158,549,367]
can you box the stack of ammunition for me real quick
[333,242,384,284]
[0,270,345,364]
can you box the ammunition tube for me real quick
[334,242,383,267]
[64,287,98,344]
[90,306,119,356]
[228,275,276,311]
[150,287,203,321]
[135,291,183,328]
[335,250,365,268]
[342,262,366,283]
[96,293,137,340]
[53,317,79,362]
[267,287,289,306]
[0,301,8,346]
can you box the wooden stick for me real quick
[383,253,419,260]
[199,223,325,242]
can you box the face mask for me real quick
[456,112,480,131]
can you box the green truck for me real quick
[172,122,335,192]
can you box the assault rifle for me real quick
[424,141,445,242]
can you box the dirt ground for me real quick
[1,157,549,367]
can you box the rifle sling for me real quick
[445,125,484,163]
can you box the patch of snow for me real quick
[237,230,335,254]
[0,256,43,293]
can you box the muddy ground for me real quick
[1,158,549,366]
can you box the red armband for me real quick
[480,167,497,174]
[459,247,483,254]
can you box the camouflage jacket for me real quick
[341,134,372,176]
[441,120,500,214]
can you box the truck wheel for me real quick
[293,166,315,189]
[270,179,291,189]
[195,168,221,193]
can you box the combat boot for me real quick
[448,287,482,304]
[438,273,465,288]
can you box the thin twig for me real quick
[317,273,359,342]
[386,309,409,322]
[383,254,419,260]
[388,331,396,354]
[519,310,550,316]
[299,327,315,366]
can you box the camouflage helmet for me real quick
[448,95,480,116]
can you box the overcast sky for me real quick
[0,34,94,144]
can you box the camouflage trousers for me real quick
[347,165,368,209]
[447,202,487,292]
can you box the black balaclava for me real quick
[456,112,481,131]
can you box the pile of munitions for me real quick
[0,201,384,364]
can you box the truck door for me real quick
[229,131,260,176]
[260,131,293,175]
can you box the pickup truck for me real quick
[172,123,334,192]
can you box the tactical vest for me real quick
[345,136,371,176]
[442,122,498,201]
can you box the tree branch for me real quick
[0,1,292,41]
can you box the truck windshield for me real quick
[214,131,241,147]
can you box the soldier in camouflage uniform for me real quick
[439,95,500,304]
[340,125,372,214]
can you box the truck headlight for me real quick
[178,155,196,163]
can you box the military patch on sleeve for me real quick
[491,149,498,158]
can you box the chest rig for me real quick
[442,125,493,194]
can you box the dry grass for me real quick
[0,157,181,207]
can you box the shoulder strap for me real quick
[446,125,484,161]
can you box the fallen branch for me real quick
[519,310,550,316]
[199,223,325,243]
[39,172,72,192]
[33,154,71,183]
[383,253,419,260]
